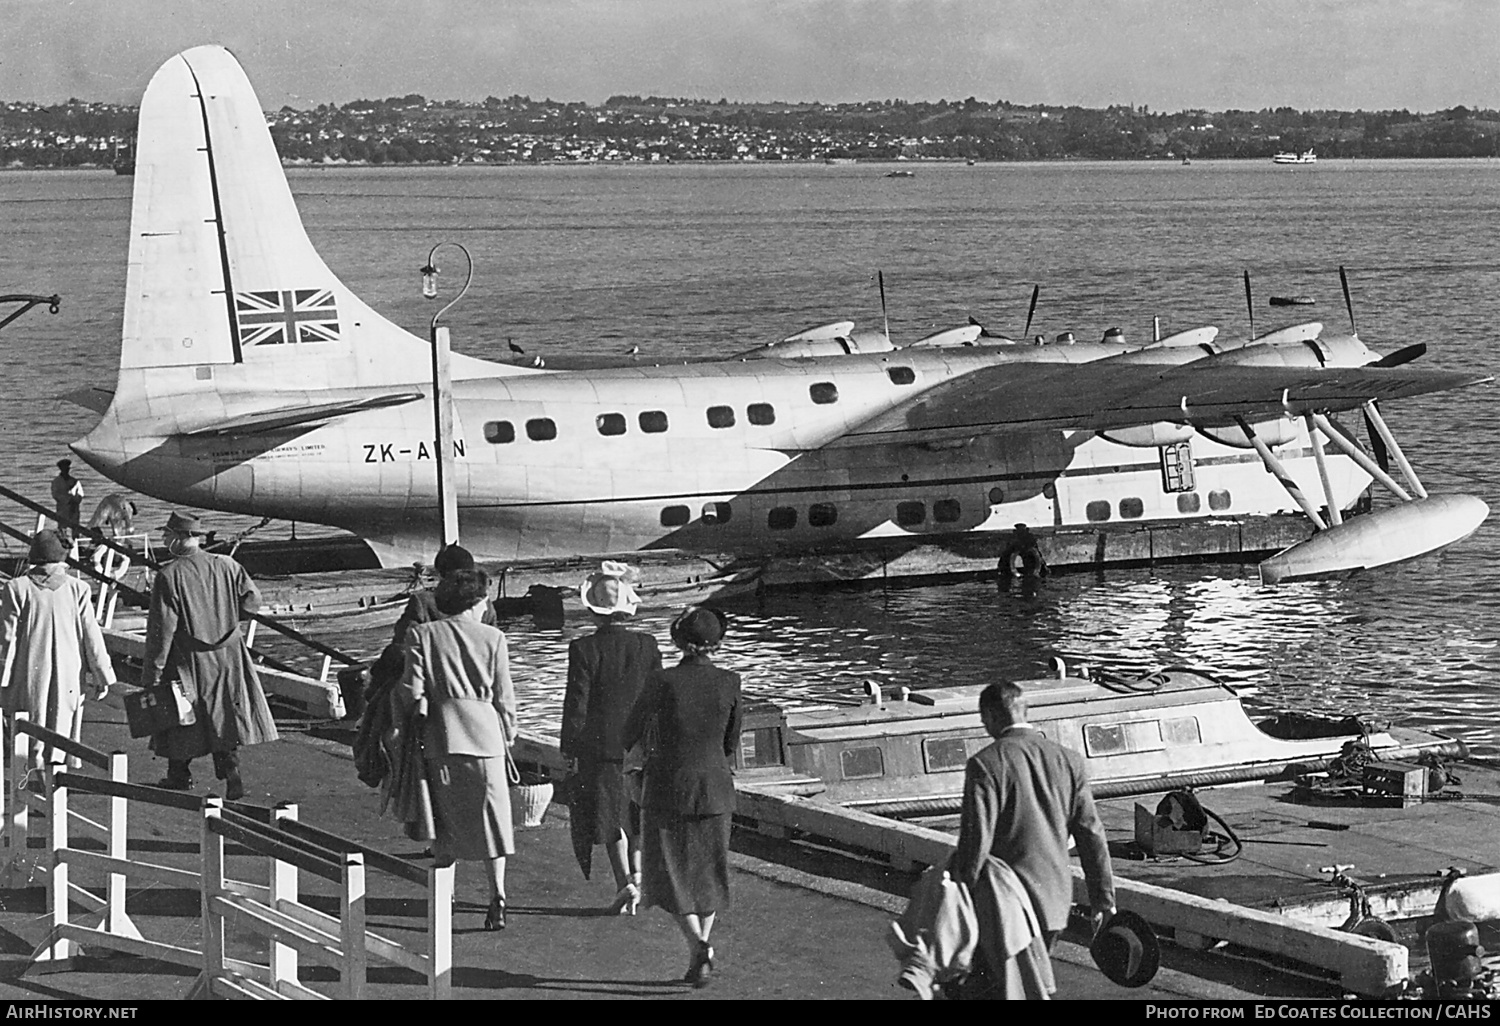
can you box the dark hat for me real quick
[1091,910,1160,988]
[163,511,206,535]
[433,543,476,576]
[29,529,68,564]
[670,606,727,649]
[56,458,72,471]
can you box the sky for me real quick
[3,0,1499,113]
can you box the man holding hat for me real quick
[140,512,278,798]
[950,680,1117,997]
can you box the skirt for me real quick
[428,755,515,862]
[640,808,731,915]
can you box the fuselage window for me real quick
[1086,499,1111,522]
[707,405,736,429]
[887,366,916,386]
[809,382,839,404]
[988,487,1005,505]
[748,403,776,426]
[808,502,838,527]
[1176,492,1202,514]
[640,410,669,433]
[768,506,797,530]
[702,501,733,524]
[1119,497,1144,519]
[526,418,557,441]
[1042,482,1057,500]
[896,501,926,527]
[933,499,961,523]
[597,412,626,436]
[1208,489,1232,511]
[660,505,691,527]
[483,420,515,444]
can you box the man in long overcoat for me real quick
[141,512,277,798]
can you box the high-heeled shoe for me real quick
[684,941,714,987]
[484,896,507,931]
[608,880,641,916]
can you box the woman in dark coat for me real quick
[623,606,741,987]
[561,562,661,914]
[396,570,517,931]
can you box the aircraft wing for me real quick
[828,361,1491,448]
[176,392,424,437]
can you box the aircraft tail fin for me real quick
[121,46,518,386]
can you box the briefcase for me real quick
[123,685,187,738]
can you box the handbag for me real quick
[123,680,195,738]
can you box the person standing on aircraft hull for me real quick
[50,459,83,542]
[141,512,278,799]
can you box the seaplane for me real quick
[70,47,1490,586]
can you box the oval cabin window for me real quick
[1177,492,1201,514]
[809,382,839,404]
[596,412,626,436]
[933,499,961,523]
[639,410,669,433]
[702,502,732,524]
[707,405,735,429]
[1086,500,1111,522]
[660,505,690,527]
[525,418,556,441]
[887,366,916,385]
[484,421,515,444]
[748,403,776,426]
[1119,497,1144,519]
[1208,489,1232,511]
[808,503,838,528]
[767,507,797,530]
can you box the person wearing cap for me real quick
[561,561,662,915]
[0,530,116,767]
[623,606,741,988]
[140,512,278,799]
[389,543,496,648]
[949,680,1116,998]
[49,459,84,541]
[395,569,517,931]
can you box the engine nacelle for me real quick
[1197,417,1299,449]
[1098,422,1196,447]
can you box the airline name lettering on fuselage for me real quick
[363,440,467,463]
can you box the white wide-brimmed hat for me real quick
[581,560,640,616]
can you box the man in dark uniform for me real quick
[141,512,278,798]
[950,681,1116,997]
[50,459,84,541]
[998,523,1048,580]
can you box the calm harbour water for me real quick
[2,159,1498,751]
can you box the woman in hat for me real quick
[0,530,115,765]
[396,569,517,931]
[560,561,661,914]
[623,606,741,987]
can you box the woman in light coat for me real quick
[0,530,115,765]
[397,569,517,930]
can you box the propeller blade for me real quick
[1243,269,1255,341]
[1022,283,1039,340]
[1369,342,1427,368]
[1362,403,1391,472]
[878,270,890,341]
[1339,265,1358,334]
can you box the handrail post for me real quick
[191,797,226,1001]
[270,803,300,993]
[429,863,453,999]
[106,752,129,934]
[341,852,367,1000]
[3,711,30,887]
[39,758,71,965]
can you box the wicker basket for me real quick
[511,781,555,828]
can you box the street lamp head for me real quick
[421,242,474,332]
[420,262,439,299]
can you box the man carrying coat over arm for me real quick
[949,680,1116,998]
[140,512,278,799]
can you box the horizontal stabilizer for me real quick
[57,387,115,414]
[177,392,424,437]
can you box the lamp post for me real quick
[420,243,472,549]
